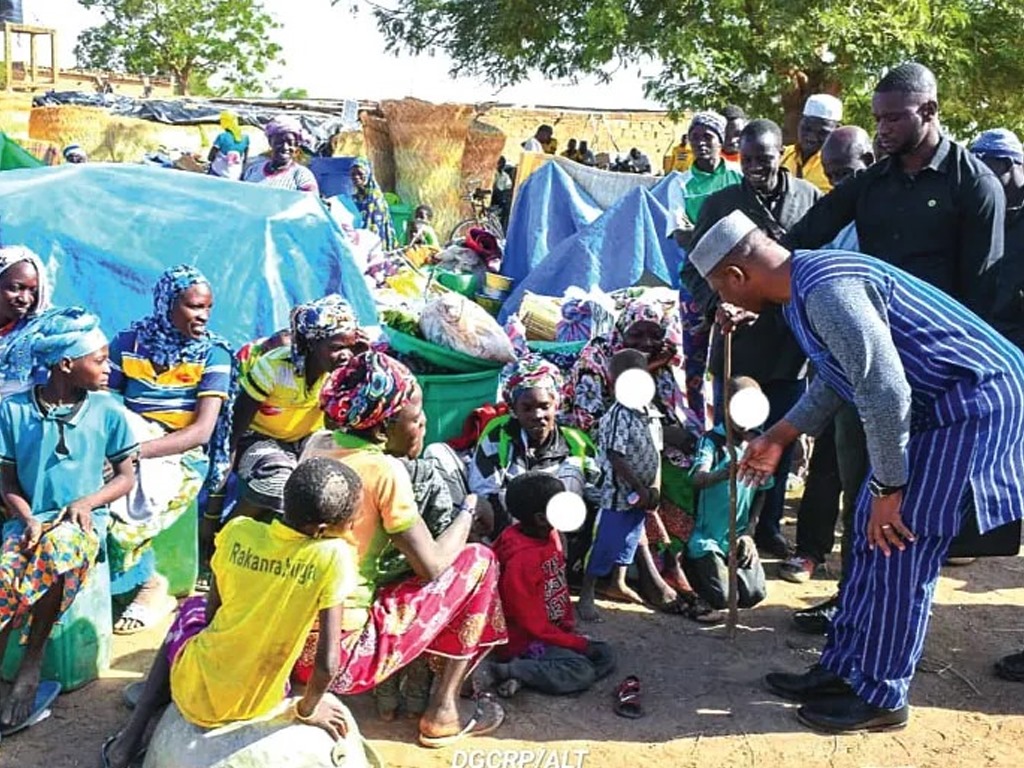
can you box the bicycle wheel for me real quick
[446,218,479,245]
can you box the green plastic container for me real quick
[418,369,501,444]
[435,270,479,297]
[153,500,199,597]
[388,201,414,246]
[2,556,112,691]
[527,340,587,355]
[384,327,503,374]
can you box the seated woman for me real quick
[563,295,706,613]
[469,355,599,540]
[241,117,319,194]
[296,351,507,748]
[350,157,398,251]
[0,308,136,731]
[0,246,52,398]
[106,265,233,634]
[230,295,368,520]
[101,458,361,768]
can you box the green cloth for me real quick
[681,160,742,226]
[0,132,43,171]
[686,425,773,559]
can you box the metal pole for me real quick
[724,330,740,637]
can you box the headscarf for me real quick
[130,265,219,369]
[972,128,1024,165]
[610,295,684,367]
[219,111,243,143]
[688,111,727,143]
[129,264,237,494]
[3,306,107,371]
[319,351,417,433]
[0,245,52,320]
[289,294,366,378]
[351,157,399,251]
[500,354,563,406]
[264,116,306,145]
[63,144,87,163]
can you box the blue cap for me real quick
[971,128,1024,165]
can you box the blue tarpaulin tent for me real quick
[0,164,376,347]
[499,186,681,323]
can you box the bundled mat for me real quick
[519,292,562,341]
[420,293,516,364]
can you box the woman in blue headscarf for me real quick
[105,265,236,634]
[0,246,53,398]
[350,157,398,250]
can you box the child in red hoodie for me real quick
[491,472,616,696]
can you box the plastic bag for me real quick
[420,293,516,363]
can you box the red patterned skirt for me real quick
[293,544,507,694]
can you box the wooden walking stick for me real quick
[723,329,740,638]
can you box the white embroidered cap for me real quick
[803,93,843,122]
[688,210,759,278]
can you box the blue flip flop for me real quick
[1,679,61,736]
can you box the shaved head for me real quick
[822,125,875,187]
[875,63,938,98]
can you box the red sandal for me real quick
[613,675,645,719]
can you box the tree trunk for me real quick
[175,65,190,96]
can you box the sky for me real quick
[30,0,663,110]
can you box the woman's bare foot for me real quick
[0,657,41,730]
[604,581,646,606]
[418,696,504,746]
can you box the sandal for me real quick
[613,675,644,719]
[113,596,176,636]
[418,694,505,748]
[676,593,725,624]
[995,650,1024,682]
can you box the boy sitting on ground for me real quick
[491,472,615,696]
[685,376,773,612]
[578,349,663,622]
[101,457,361,768]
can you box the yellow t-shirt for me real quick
[781,145,832,193]
[663,143,694,174]
[302,441,420,631]
[239,345,326,442]
[170,518,354,727]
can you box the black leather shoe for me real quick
[797,693,909,733]
[764,664,851,702]
[755,531,793,559]
[793,594,840,635]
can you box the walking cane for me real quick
[723,329,740,638]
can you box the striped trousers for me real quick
[820,490,956,710]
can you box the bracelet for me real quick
[202,513,222,521]
[294,700,316,722]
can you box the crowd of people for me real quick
[521,124,654,174]
[1,58,1024,763]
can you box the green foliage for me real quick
[75,0,284,96]
[278,86,311,99]
[356,0,1024,139]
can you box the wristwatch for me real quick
[868,476,905,498]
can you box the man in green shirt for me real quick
[667,111,743,245]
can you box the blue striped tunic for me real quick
[784,250,1024,537]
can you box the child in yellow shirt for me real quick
[101,457,361,768]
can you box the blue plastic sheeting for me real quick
[0,164,377,348]
[499,187,681,323]
[501,161,602,282]
[649,171,685,211]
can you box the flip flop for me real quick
[113,595,177,636]
[418,694,505,748]
[0,680,61,737]
[100,732,147,768]
[613,675,644,719]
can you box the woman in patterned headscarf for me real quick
[105,264,235,633]
[241,116,319,194]
[564,293,712,617]
[0,245,52,398]
[229,294,369,521]
[468,354,599,538]
[295,350,508,747]
[350,157,398,250]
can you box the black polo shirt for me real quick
[991,205,1024,349]
[784,136,1005,314]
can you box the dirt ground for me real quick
[3,519,1024,768]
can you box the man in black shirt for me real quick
[682,119,821,557]
[971,128,1024,351]
[784,63,1005,316]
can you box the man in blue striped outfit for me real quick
[688,209,1024,733]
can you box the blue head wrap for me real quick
[2,307,107,373]
[971,128,1024,165]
